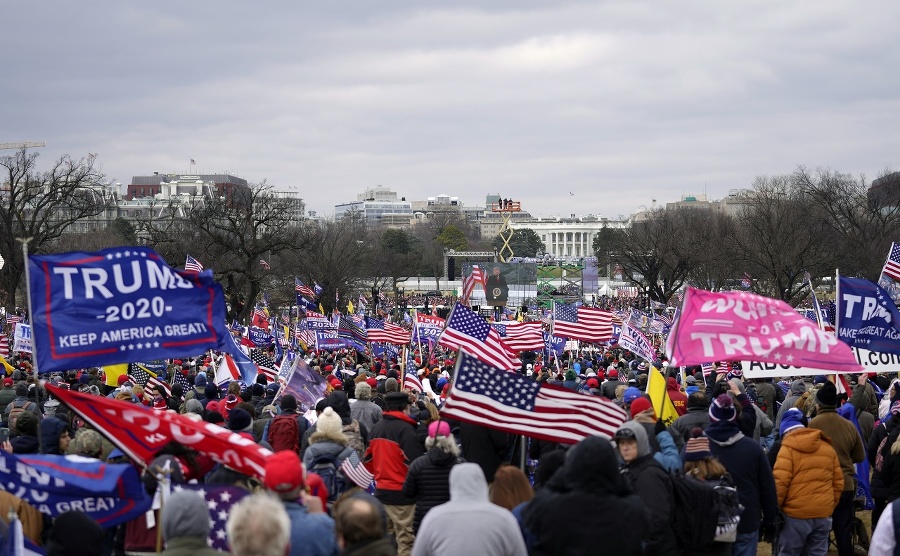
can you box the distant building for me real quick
[335,185,413,225]
[127,173,249,204]
[512,215,629,259]
[869,171,900,206]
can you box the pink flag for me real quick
[667,287,863,373]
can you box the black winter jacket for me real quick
[402,447,464,532]
[622,455,679,556]
[459,422,512,483]
[523,436,649,556]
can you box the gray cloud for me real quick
[3,0,899,220]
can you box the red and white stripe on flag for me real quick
[403,373,424,392]
[440,352,626,444]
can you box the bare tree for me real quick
[732,175,837,304]
[795,167,900,279]
[0,149,108,308]
[136,182,308,322]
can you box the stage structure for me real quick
[491,200,522,262]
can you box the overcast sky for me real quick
[3,1,899,220]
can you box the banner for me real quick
[12,323,32,353]
[247,326,273,348]
[836,276,900,355]
[413,313,444,342]
[543,332,566,358]
[372,343,400,360]
[668,287,863,373]
[276,356,327,411]
[619,321,656,362]
[27,247,232,373]
[48,384,272,479]
[315,331,363,352]
[743,347,900,377]
[0,452,151,526]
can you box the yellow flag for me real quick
[648,366,679,426]
[0,356,13,375]
[347,300,355,314]
[103,363,130,387]
[319,303,325,315]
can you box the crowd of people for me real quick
[0,318,897,555]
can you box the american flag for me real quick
[552,302,613,344]
[403,372,424,393]
[365,316,411,345]
[882,242,900,282]
[169,369,191,396]
[491,321,544,352]
[259,259,270,270]
[127,363,152,387]
[462,266,485,304]
[701,362,715,377]
[295,278,316,299]
[146,376,171,398]
[438,303,520,370]
[174,485,249,551]
[716,361,731,375]
[440,352,627,444]
[249,350,279,383]
[341,451,375,490]
[741,272,752,289]
[5,315,21,327]
[0,333,8,359]
[190,158,196,165]
[184,254,204,273]
[338,315,367,345]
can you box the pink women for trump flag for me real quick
[667,287,862,373]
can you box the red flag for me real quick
[47,383,272,479]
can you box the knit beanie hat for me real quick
[683,436,712,462]
[709,394,737,422]
[779,408,807,437]
[280,394,298,412]
[316,407,343,436]
[815,381,837,407]
[629,397,653,418]
[227,408,253,433]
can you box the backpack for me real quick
[670,471,721,551]
[268,414,301,453]
[8,399,35,431]
[707,475,743,543]
[342,421,365,459]
[308,453,348,507]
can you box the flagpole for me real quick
[835,269,841,334]
[18,237,38,374]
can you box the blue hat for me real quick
[194,373,207,387]
[685,385,699,396]
[780,408,807,437]
[623,387,642,404]
[813,375,827,385]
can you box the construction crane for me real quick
[0,141,46,150]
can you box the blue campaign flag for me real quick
[297,294,317,312]
[315,331,364,352]
[837,276,900,355]
[0,452,151,527]
[247,326,273,348]
[372,343,400,359]
[28,247,232,374]
[543,331,566,358]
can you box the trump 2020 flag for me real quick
[837,276,900,355]
[667,287,863,373]
[28,247,232,374]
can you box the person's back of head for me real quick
[162,490,209,542]
[46,511,104,556]
[226,493,291,556]
[687,391,710,410]
[334,495,387,550]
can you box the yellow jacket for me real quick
[773,427,843,519]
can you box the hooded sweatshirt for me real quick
[665,377,688,416]
[161,490,220,556]
[523,436,648,556]
[412,463,527,556]
[617,421,679,556]
[774,379,808,432]
[39,417,68,455]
